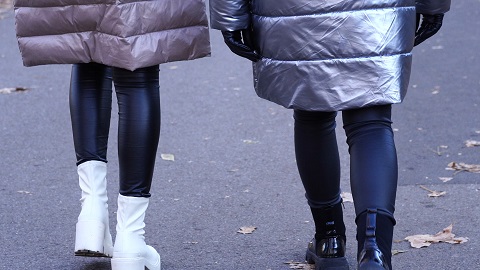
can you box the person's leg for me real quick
[114,66,161,198]
[69,62,114,257]
[111,65,161,270]
[293,110,348,270]
[70,63,113,165]
[342,105,397,270]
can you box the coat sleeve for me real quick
[415,0,451,14]
[209,0,250,31]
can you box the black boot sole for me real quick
[306,249,349,270]
[74,249,111,258]
[358,261,388,270]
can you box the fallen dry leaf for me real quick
[161,154,175,161]
[438,177,453,183]
[0,0,12,16]
[392,250,407,256]
[428,191,446,197]
[446,162,480,173]
[0,87,28,94]
[428,145,448,156]
[237,226,257,235]
[405,224,468,248]
[341,192,353,203]
[465,140,480,147]
[284,261,314,270]
[430,86,441,94]
[0,0,12,6]
[419,185,446,197]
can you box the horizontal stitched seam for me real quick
[17,24,206,39]
[15,4,106,8]
[263,52,411,63]
[253,6,415,18]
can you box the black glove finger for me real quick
[241,29,255,49]
[240,29,262,61]
[415,13,420,30]
[224,37,261,62]
[414,14,444,46]
[222,31,261,62]
[221,30,241,43]
[414,23,442,46]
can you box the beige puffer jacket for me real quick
[14,0,211,71]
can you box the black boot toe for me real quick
[357,247,389,270]
[306,237,349,270]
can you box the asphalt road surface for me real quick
[1,2,479,269]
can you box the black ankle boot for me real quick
[306,203,349,270]
[356,208,394,270]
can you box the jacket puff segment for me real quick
[210,0,450,111]
[14,0,211,71]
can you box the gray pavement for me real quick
[1,1,479,269]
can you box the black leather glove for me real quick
[221,29,261,62]
[414,13,444,46]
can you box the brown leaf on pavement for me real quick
[446,162,480,173]
[284,261,314,270]
[242,139,259,144]
[0,87,28,94]
[392,250,407,256]
[438,177,453,183]
[419,185,446,197]
[405,224,468,248]
[0,0,12,18]
[465,140,480,147]
[0,0,12,9]
[237,226,257,235]
[160,153,175,161]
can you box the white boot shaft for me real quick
[74,160,113,257]
[112,194,161,270]
[78,161,108,220]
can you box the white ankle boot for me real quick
[74,161,114,257]
[112,194,161,270]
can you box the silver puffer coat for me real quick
[14,0,211,71]
[210,0,451,111]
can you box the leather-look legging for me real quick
[69,63,160,197]
[294,105,398,220]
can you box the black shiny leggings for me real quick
[69,63,160,197]
[294,105,398,219]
